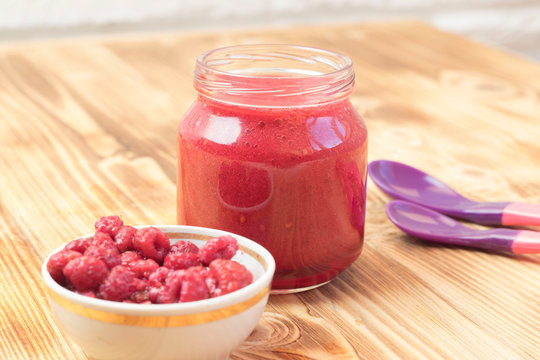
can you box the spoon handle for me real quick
[446,228,540,254]
[512,230,540,254]
[501,202,540,227]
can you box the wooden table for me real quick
[1,22,539,360]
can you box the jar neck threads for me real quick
[194,44,354,107]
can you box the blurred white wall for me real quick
[0,0,539,61]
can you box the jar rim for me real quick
[196,44,353,79]
[194,44,355,107]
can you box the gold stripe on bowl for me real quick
[48,286,270,327]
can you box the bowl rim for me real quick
[42,224,275,316]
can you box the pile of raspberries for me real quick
[47,216,253,303]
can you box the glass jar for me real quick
[177,44,368,293]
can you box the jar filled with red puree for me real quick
[177,45,367,293]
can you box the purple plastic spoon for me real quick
[368,160,540,227]
[386,200,540,253]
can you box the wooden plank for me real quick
[0,22,538,359]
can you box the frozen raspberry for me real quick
[178,267,210,302]
[157,268,210,303]
[47,250,82,285]
[63,256,109,292]
[147,267,169,303]
[148,286,162,303]
[170,240,199,255]
[163,252,200,270]
[120,251,143,265]
[95,215,124,237]
[124,299,152,304]
[199,236,238,266]
[64,238,92,254]
[148,267,170,286]
[77,290,97,298]
[126,299,152,304]
[84,245,121,269]
[98,266,138,301]
[133,278,149,291]
[52,218,253,304]
[157,270,184,304]
[91,231,115,248]
[114,226,136,252]
[133,227,170,264]
[209,259,252,297]
[129,278,150,303]
[128,278,150,302]
[189,267,217,295]
[128,259,159,279]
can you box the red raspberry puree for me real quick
[177,45,368,291]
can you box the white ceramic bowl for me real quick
[42,225,275,360]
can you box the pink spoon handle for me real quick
[512,230,540,254]
[501,203,540,227]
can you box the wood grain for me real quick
[0,22,539,360]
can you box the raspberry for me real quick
[120,251,143,265]
[91,231,115,248]
[209,259,252,296]
[77,290,97,298]
[199,236,238,266]
[130,278,150,303]
[114,226,136,252]
[157,270,184,304]
[158,268,209,303]
[47,250,82,285]
[133,227,170,264]
[51,217,250,304]
[170,240,199,255]
[189,267,217,295]
[178,267,210,302]
[128,259,159,279]
[147,267,170,303]
[63,256,109,292]
[133,278,149,291]
[124,299,152,304]
[163,252,200,270]
[98,266,138,301]
[64,238,92,254]
[122,293,152,305]
[130,290,150,303]
[148,267,170,286]
[148,286,162,303]
[95,215,124,237]
[84,245,121,269]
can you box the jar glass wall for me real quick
[177,45,368,292]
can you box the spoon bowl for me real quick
[369,160,540,227]
[369,160,472,207]
[386,199,475,239]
